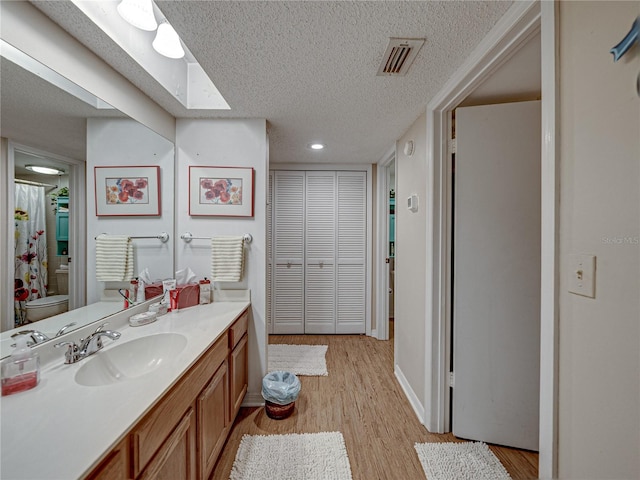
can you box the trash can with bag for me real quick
[261,371,301,419]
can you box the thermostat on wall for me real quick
[407,194,419,212]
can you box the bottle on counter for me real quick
[199,278,211,304]
[1,335,40,396]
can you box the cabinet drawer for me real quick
[131,333,228,477]
[229,310,248,349]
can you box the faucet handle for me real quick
[54,341,79,364]
[94,323,109,334]
[55,322,77,337]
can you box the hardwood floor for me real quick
[212,330,538,479]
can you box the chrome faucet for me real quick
[11,322,77,347]
[12,330,50,346]
[54,323,121,364]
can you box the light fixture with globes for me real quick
[152,21,185,59]
[116,0,185,59]
[25,165,65,175]
[116,0,157,31]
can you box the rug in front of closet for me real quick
[268,344,328,376]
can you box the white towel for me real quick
[211,235,245,282]
[96,234,134,281]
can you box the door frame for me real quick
[424,1,559,477]
[375,147,396,340]
[269,163,373,337]
[2,141,86,330]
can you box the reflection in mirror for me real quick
[1,43,174,357]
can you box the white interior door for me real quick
[453,100,541,451]
[273,171,305,334]
[336,172,366,334]
[305,171,336,333]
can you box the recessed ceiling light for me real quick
[309,143,325,150]
[25,165,64,175]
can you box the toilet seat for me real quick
[26,295,69,309]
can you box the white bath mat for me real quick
[268,344,328,376]
[414,441,511,480]
[230,432,352,480]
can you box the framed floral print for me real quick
[189,166,254,217]
[94,166,161,216]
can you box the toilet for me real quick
[25,268,69,322]
[25,295,69,322]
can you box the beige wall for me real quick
[558,2,640,478]
[395,112,427,413]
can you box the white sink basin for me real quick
[75,333,188,387]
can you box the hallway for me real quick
[212,333,538,479]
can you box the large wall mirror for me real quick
[1,43,175,357]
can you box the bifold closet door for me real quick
[271,170,367,335]
[266,173,273,333]
[304,172,336,334]
[336,172,366,334]
[273,171,305,334]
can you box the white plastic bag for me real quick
[261,371,301,405]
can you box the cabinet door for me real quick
[305,172,336,334]
[138,408,196,480]
[197,361,229,480]
[273,171,305,333]
[230,334,248,420]
[336,172,366,334]
[86,438,130,480]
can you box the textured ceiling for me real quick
[30,1,514,164]
[0,57,124,161]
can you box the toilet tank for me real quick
[55,268,69,295]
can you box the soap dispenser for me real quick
[1,335,40,396]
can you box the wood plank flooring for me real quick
[212,330,538,479]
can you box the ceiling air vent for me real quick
[377,37,425,76]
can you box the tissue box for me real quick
[145,282,200,309]
[176,283,200,309]
[145,282,164,300]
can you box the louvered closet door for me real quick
[304,172,336,334]
[273,171,305,334]
[267,173,273,333]
[336,172,366,334]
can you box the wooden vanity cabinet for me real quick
[197,360,229,480]
[85,308,250,480]
[137,408,196,480]
[85,438,130,480]
[229,310,248,420]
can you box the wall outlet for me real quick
[568,254,596,298]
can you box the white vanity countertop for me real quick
[0,300,250,480]
[0,301,124,357]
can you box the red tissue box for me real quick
[144,282,200,310]
[144,282,164,300]
[176,283,200,309]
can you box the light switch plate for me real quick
[568,254,596,298]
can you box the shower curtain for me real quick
[14,184,48,326]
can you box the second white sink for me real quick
[75,333,188,387]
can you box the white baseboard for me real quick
[242,392,265,407]
[395,364,425,424]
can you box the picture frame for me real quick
[189,166,254,217]
[94,166,161,216]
